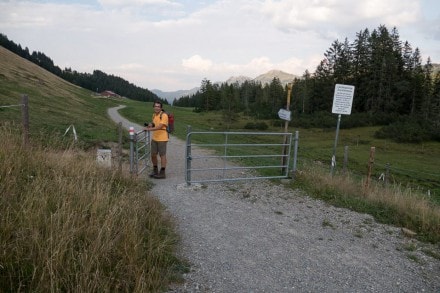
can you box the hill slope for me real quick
[0,46,124,147]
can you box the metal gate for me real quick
[129,128,150,175]
[185,130,293,184]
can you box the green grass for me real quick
[0,125,188,291]
[0,47,129,149]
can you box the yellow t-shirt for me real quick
[151,111,169,142]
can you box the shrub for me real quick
[244,122,268,130]
[375,118,431,143]
[272,119,285,127]
[255,122,268,130]
[244,122,256,129]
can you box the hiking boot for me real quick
[149,166,158,178]
[154,168,166,179]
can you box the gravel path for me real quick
[108,105,440,292]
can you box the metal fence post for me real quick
[330,114,342,176]
[143,130,150,173]
[186,125,192,185]
[291,130,299,178]
[129,126,135,174]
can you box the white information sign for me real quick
[278,108,291,121]
[332,84,355,115]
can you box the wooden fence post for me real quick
[21,94,29,148]
[365,146,375,188]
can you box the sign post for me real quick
[331,84,355,176]
[280,83,292,175]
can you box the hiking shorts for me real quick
[151,140,167,156]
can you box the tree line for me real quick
[174,25,440,142]
[0,33,166,104]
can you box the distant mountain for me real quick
[157,69,299,103]
[253,70,298,85]
[225,75,252,85]
[226,70,298,87]
[152,87,199,103]
[433,63,440,75]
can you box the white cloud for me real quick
[98,0,180,8]
[260,0,422,37]
[118,63,145,70]
[0,0,439,91]
[182,55,213,71]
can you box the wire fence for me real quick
[374,161,439,198]
[0,104,25,108]
[1,95,29,147]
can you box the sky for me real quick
[1,0,439,92]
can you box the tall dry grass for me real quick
[0,124,184,292]
[295,163,440,243]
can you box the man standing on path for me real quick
[144,101,169,179]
